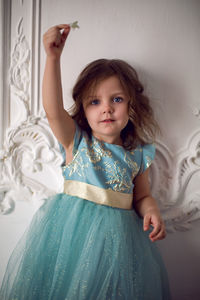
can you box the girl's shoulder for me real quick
[140,143,155,156]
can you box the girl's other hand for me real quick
[43,24,71,59]
[143,209,166,242]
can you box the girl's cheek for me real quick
[87,106,97,113]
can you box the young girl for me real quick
[0,24,171,299]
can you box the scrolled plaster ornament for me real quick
[151,141,174,210]
[10,17,31,124]
[164,196,200,233]
[175,130,200,198]
[155,130,200,232]
[192,107,200,120]
[0,184,32,215]
[0,114,63,215]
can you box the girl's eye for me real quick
[113,97,123,103]
[91,99,100,105]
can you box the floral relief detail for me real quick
[192,107,200,120]
[10,17,31,122]
[0,115,63,214]
[151,134,200,232]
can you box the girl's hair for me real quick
[71,59,160,150]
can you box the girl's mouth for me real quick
[102,119,114,123]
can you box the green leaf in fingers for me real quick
[70,21,80,30]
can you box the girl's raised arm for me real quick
[42,24,75,151]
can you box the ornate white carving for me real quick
[152,130,200,232]
[10,17,31,124]
[151,141,174,209]
[192,107,200,120]
[0,114,63,215]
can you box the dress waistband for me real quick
[63,180,133,210]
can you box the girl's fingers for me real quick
[56,24,70,30]
[43,24,72,58]
[143,212,166,242]
[44,24,70,42]
[143,215,151,231]
[61,27,71,42]
[149,223,166,241]
[46,24,69,34]
[157,229,166,240]
[149,221,161,236]
[44,25,70,49]
[150,229,166,241]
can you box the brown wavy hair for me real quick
[70,59,160,150]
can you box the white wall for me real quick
[0,0,200,299]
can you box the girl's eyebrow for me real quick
[86,91,126,99]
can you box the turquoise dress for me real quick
[0,123,170,300]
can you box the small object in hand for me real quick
[70,21,80,30]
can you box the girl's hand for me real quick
[143,209,166,242]
[43,24,71,59]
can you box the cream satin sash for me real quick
[63,180,133,210]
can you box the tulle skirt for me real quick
[0,193,170,300]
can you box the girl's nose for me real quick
[103,103,113,114]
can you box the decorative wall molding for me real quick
[0,114,63,215]
[0,0,63,215]
[0,0,4,147]
[10,17,31,124]
[153,130,200,232]
[192,107,200,120]
[0,0,11,147]
[31,0,42,115]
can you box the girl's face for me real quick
[83,76,129,145]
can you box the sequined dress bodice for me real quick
[59,124,155,196]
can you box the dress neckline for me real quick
[92,134,125,149]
